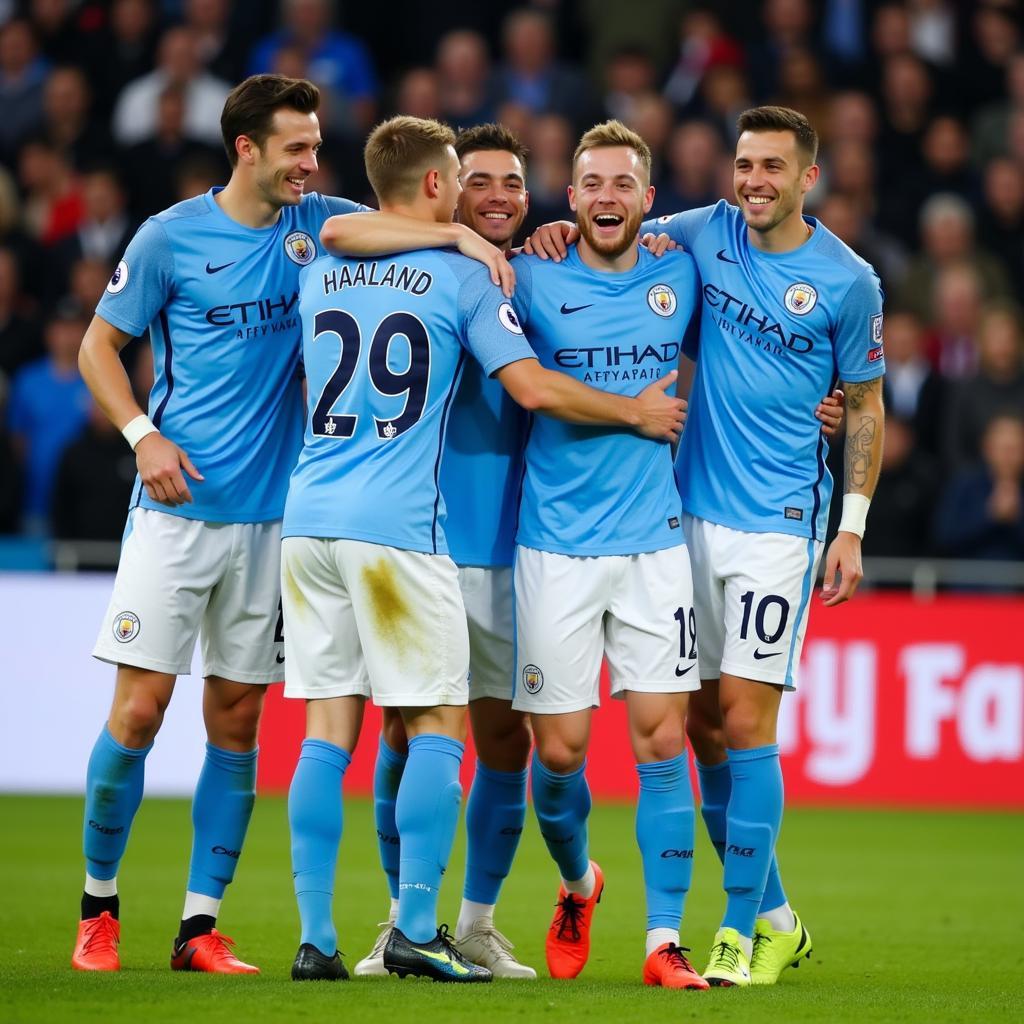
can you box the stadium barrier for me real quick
[2,574,1021,807]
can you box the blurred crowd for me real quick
[0,0,1021,566]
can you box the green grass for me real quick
[1,796,1021,1023]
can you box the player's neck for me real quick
[380,197,445,225]
[576,235,640,274]
[216,178,283,229]
[747,212,813,255]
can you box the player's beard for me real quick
[741,183,799,235]
[577,205,645,259]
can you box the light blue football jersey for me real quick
[96,188,368,523]
[513,244,700,557]
[282,250,536,554]
[440,363,528,567]
[644,201,885,541]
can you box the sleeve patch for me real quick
[106,260,129,294]
[870,313,883,346]
[868,346,884,362]
[498,302,524,335]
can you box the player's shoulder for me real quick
[430,248,496,287]
[151,194,213,229]
[637,244,698,282]
[807,219,878,283]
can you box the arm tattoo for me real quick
[844,377,882,411]
[844,416,876,489]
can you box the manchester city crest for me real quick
[647,284,677,317]
[284,231,316,265]
[522,664,544,694]
[112,611,140,643]
[784,282,817,315]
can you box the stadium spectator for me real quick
[181,0,250,86]
[772,47,830,132]
[392,67,440,120]
[692,61,753,145]
[897,194,1010,328]
[27,0,87,67]
[971,50,1024,166]
[7,298,90,532]
[879,308,945,457]
[17,136,84,247]
[621,93,674,184]
[112,25,232,148]
[934,413,1024,562]
[435,30,496,129]
[824,89,878,147]
[858,414,940,559]
[925,262,985,379]
[961,0,1021,112]
[52,401,138,543]
[915,115,981,212]
[0,247,42,379]
[978,155,1024,283]
[493,9,594,132]
[650,119,723,218]
[747,0,817,100]
[81,0,159,118]
[945,305,1024,467]
[121,82,227,220]
[602,47,658,124]
[518,112,572,233]
[907,0,956,68]
[662,8,744,111]
[816,191,907,290]
[247,0,378,134]
[0,18,48,165]
[40,66,113,173]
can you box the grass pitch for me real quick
[0,795,1020,1023]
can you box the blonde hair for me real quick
[573,120,652,182]
[364,116,457,203]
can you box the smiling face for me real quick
[250,106,322,209]
[733,129,817,238]
[457,148,528,247]
[570,145,654,261]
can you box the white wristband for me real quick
[837,493,870,538]
[122,414,158,450]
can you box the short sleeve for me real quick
[95,218,175,338]
[457,264,536,377]
[834,269,886,383]
[320,194,374,217]
[641,204,717,249]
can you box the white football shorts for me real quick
[458,565,515,702]
[92,507,284,684]
[512,544,700,715]
[683,514,824,690]
[281,536,469,706]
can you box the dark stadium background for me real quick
[0,0,1020,808]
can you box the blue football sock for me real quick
[463,761,528,905]
[82,726,151,880]
[722,745,784,938]
[697,757,788,914]
[395,734,464,944]
[636,754,694,931]
[373,736,407,902]
[289,739,351,954]
[531,752,591,883]
[186,743,258,901]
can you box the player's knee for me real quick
[534,734,586,775]
[476,717,532,772]
[686,713,726,764]
[634,718,686,764]
[210,688,265,748]
[110,692,163,746]
[722,703,773,750]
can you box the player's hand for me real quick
[633,370,686,442]
[523,220,577,261]
[821,531,863,606]
[454,223,516,297]
[640,232,677,257]
[815,388,845,437]
[135,432,204,506]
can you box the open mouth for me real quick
[285,176,306,193]
[593,212,624,231]
[743,194,774,209]
[481,211,511,221]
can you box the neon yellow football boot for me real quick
[702,927,751,987]
[750,910,812,985]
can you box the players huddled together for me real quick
[70,73,883,990]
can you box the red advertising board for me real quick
[256,593,1024,808]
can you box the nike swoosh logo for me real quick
[716,249,739,264]
[675,664,694,677]
[753,649,782,660]
[206,261,236,274]
[276,653,285,664]
[410,947,469,974]
[560,302,593,314]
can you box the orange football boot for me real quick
[170,929,259,974]
[643,942,710,990]
[72,911,121,971]
[545,861,604,979]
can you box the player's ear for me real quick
[522,189,530,215]
[643,183,655,214]
[235,134,257,166]
[802,163,820,194]
[424,168,440,199]
[567,184,577,213]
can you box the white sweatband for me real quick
[837,493,870,538]
[122,414,158,450]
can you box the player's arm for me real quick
[496,358,684,442]
[816,388,845,436]
[320,213,514,296]
[821,375,885,606]
[522,220,578,261]
[79,314,203,506]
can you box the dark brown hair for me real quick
[221,74,320,166]
[736,105,819,166]
[364,116,457,203]
[455,123,528,171]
